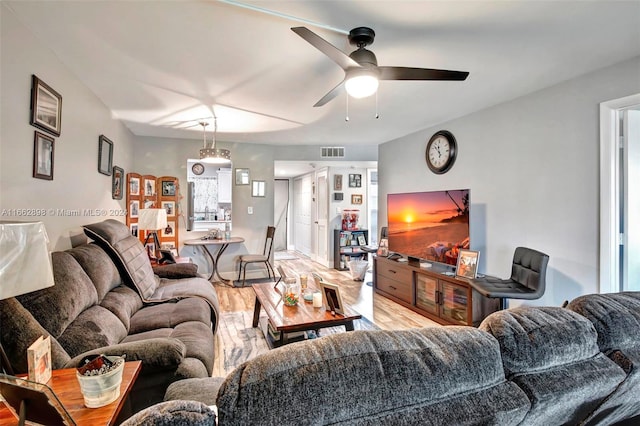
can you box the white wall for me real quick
[379,56,640,308]
[0,5,135,250]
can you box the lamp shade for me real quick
[0,221,54,300]
[138,209,168,231]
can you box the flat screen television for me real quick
[387,189,470,265]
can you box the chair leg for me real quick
[243,263,247,286]
[498,298,507,310]
[237,261,243,282]
[265,261,275,280]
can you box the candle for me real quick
[312,292,322,308]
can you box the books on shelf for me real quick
[27,335,52,384]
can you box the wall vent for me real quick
[321,147,345,158]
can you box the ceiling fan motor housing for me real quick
[348,27,376,47]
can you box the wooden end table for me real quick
[252,282,362,348]
[0,361,141,425]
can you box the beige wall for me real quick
[1,4,136,250]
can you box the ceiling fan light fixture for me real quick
[345,70,379,99]
[198,118,231,164]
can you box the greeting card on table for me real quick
[27,335,52,384]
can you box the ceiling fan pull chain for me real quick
[345,95,350,122]
[375,91,379,119]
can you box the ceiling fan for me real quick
[292,26,469,107]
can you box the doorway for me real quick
[273,179,289,251]
[600,94,640,292]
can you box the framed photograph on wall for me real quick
[129,177,140,195]
[320,282,344,315]
[98,135,113,176]
[235,168,250,185]
[144,178,155,196]
[129,200,139,218]
[162,201,175,216]
[349,174,361,188]
[161,221,175,237]
[334,174,343,190]
[252,180,266,197]
[456,249,480,279]
[33,131,54,180]
[161,180,176,196]
[130,223,139,237]
[30,75,62,137]
[351,194,363,205]
[112,166,124,199]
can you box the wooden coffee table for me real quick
[252,282,362,348]
[0,361,141,425]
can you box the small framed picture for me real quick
[333,192,343,201]
[162,201,175,216]
[252,180,266,197]
[130,223,138,237]
[161,221,175,237]
[144,178,155,196]
[30,75,62,137]
[33,131,54,180]
[357,234,367,246]
[112,166,124,200]
[98,135,113,176]
[348,174,361,188]
[351,194,363,205]
[320,282,344,315]
[161,180,176,196]
[235,168,250,185]
[129,200,139,218]
[129,176,140,195]
[456,249,480,279]
[334,174,343,190]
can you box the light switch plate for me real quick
[248,207,253,214]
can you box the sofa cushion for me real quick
[67,243,123,302]
[0,298,71,373]
[83,219,158,300]
[120,400,216,426]
[100,285,144,331]
[17,251,98,338]
[58,305,128,358]
[480,307,627,426]
[129,298,211,335]
[164,377,225,406]
[217,327,530,425]
[567,292,640,353]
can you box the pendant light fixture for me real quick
[199,112,231,164]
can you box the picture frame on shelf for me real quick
[162,201,175,216]
[0,375,74,426]
[351,194,363,205]
[129,176,140,195]
[456,249,480,279]
[161,180,176,196]
[112,166,124,200]
[348,174,361,188]
[320,282,344,315]
[33,131,54,180]
[30,75,62,137]
[235,168,250,185]
[334,174,343,190]
[357,234,367,246]
[98,135,113,176]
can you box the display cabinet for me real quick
[334,229,368,270]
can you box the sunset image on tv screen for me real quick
[387,189,470,264]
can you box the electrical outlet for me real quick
[248,207,253,215]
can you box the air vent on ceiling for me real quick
[321,147,345,158]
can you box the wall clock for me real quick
[191,162,205,176]
[425,130,457,174]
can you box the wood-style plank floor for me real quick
[214,251,439,330]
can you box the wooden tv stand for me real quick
[373,256,499,327]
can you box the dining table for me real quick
[183,236,245,285]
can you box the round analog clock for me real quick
[425,130,457,174]
[191,162,205,176]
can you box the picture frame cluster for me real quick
[30,75,61,180]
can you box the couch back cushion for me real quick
[479,306,600,376]
[58,305,128,357]
[567,292,640,353]
[83,219,158,300]
[217,327,530,425]
[67,243,122,302]
[17,251,98,339]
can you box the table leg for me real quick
[197,245,216,281]
[345,321,355,332]
[252,296,262,328]
[213,243,233,285]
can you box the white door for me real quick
[314,168,330,266]
[293,175,312,256]
[623,109,640,290]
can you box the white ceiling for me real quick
[6,1,640,146]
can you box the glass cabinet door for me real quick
[440,281,469,325]
[415,274,438,315]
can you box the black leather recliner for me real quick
[469,247,549,310]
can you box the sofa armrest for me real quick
[63,337,186,370]
[153,263,199,279]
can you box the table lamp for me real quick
[138,208,167,259]
[0,221,55,375]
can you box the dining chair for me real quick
[237,226,276,286]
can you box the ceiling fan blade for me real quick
[292,27,361,71]
[378,66,469,81]
[313,80,345,107]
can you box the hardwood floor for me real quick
[214,251,439,330]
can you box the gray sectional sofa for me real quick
[0,220,220,412]
[126,292,639,426]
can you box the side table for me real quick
[0,361,141,425]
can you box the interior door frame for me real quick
[599,93,640,293]
[314,168,330,267]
